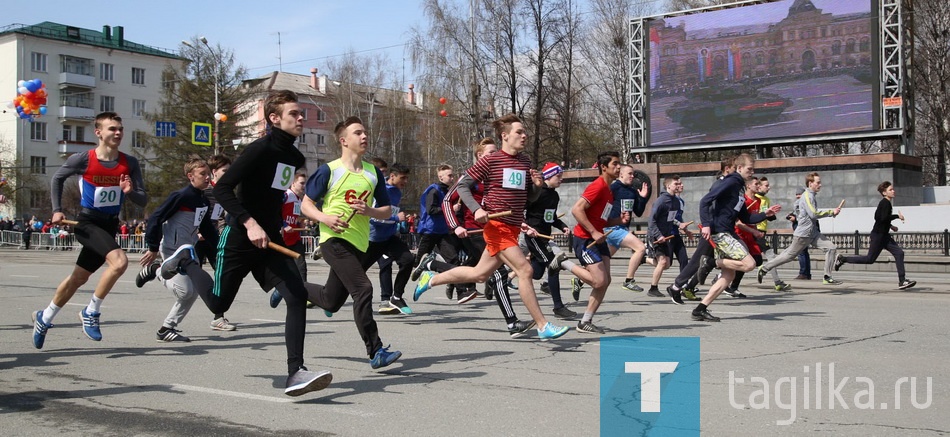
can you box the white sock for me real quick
[562,260,577,271]
[42,302,61,325]
[86,296,103,314]
[581,312,594,323]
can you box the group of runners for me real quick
[27,90,915,397]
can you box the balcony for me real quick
[59,72,96,89]
[59,105,95,121]
[58,140,96,156]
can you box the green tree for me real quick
[140,37,256,211]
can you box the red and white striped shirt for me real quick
[466,149,532,227]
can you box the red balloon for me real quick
[439,109,447,117]
[439,97,447,105]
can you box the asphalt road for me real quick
[1,249,947,436]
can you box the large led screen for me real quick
[647,0,877,148]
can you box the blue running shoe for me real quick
[79,308,102,341]
[537,322,569,341]
[324,310,333,318]
[413,270,435,301]
[31,310,51,349]
[370,345,402,369]
[269,289,283,308]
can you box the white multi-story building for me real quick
[0,22,183,222]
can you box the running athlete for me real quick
[413,114,570,341]
[206,90,332,396]
[31,112,147,349]
[300,115,403,370]
[269,170,309,308]
[139,157,218,343]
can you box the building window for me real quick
[316,134,326,145]
[301,108,308,120]
[31,190,47,209]
[63,126,72,142]
[61,55,94,76]
[132,99,146,117]
[31,52,47,72]
[299,133,307,144]
[30,156,46,174]
[30,122,47,141]
[316,109,326,122]
[132,130,146,148]
[100,63,114,81]
[100,95,115,112]
[76,126,85,142]
[132,67,146,85]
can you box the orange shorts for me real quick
[483,221,521,256]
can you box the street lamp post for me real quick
[182,37,221,155]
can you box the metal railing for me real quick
[4,230,950,257]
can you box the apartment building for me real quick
[0,22,184,221]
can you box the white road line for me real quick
[171,384,294,403]
[835,111,872,117]
[749,120,800,129]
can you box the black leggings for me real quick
[674,237,714,289]
[843,232,906,281]
[366,236,414,300]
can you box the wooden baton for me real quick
[487,210,512,220]
[61,219,79,226]
[586,228,615,249]
[268,242,301,259]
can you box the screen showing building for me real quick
[647,0,876,148]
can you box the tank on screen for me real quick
[665,83,792,130]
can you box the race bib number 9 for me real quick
[272,163,296,191]
[543,209,555,223]
[600,203,613,221]
[621,199,635,212]
[193,206,209,227]
[93,186,121,208]
[502,168,527,190]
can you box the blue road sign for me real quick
[192,122,212,146]
[155,121,177,138]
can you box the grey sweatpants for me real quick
[762,234,837,278]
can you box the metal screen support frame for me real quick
[881,0,903,132]
[629,18,647,156]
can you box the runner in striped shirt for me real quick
[413,114,569,341]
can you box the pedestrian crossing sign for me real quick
[192,122,212,146]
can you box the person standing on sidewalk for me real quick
[834,181,915,290]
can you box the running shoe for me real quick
[135,262,159,288]
[457,288,479,304]
[683,288,700,301]
[553,306,578,320]
[210,317,237,331]
[571,277,583,301]
[538,322,569,340]
[370,345,402,369]
[389,297,412,314]
[539,281,551,295]
[508,320,537,339]
[285,366,332,397]
[823,275,843,285]
[647,286,664,297]
[378,302,400,315]
[79,308,102,341]
[269,290,283,308]
[898,279,916,290]
[31,310,51,349]
[834,254,846,272]
[756,266,767,284]
[548,252,567,272]
[161,244,196,280]
[774,281,792,292]
[410,252,436,281]
[156,328,190,342]
[666,285,684,305]
[622,279,644,292]
[575,320,605,334]
[413,270,435,301]
[691,309,721,322]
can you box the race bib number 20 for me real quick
[93,186,121,208]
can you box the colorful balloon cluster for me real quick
[214,112,228,122]
[11,79,48,122]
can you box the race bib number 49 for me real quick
[502,169,527,190]
[272,163,296,191]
